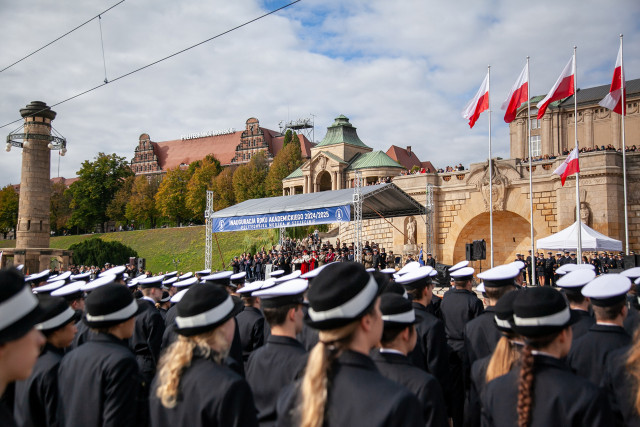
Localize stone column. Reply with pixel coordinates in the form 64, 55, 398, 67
541, 115, 553, 156
16, 101, 56, 251
332, 172, 338, 190
584, 109, 594, 149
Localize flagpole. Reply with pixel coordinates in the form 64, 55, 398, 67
488, 65, 494, 268
574, 46, 582, 264
620, 34, 629, 255
527, 57, 535, 286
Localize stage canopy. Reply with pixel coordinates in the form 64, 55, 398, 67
210, 183, 424, 233
536, 221, 622, 252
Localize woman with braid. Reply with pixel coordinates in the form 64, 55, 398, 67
276, 262, 422, 427
481, 287, 611, 426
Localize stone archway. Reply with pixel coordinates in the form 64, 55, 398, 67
452, 211, 531, 272
317, 170, 332, 192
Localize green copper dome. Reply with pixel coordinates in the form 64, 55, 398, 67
315, 115, 369, 148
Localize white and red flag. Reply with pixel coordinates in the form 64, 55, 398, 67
553, 146, 580, 186
501, 62, 529, 123
599, 44, 626, 115
536, 56, 575, 119
462, 72, 489, 129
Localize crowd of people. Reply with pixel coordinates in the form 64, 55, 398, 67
1, 247, 640, 426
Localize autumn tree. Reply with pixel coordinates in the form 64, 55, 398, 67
232, 151, 268, 203
265, 133, 303, 196
155, 167, 190, 226
106, 176, 134, 225
210, 167, 235, 211
0, 185, 19, 239
50, 181, 73, 235
185, 155, 222, 222
66, 153, 134, 233
126, 175, 160, 228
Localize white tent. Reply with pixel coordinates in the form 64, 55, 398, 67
536, 221, 622, 252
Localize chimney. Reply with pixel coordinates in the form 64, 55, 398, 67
406, 146, 412, 155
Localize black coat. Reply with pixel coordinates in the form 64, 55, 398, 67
276, 350, 423, 427
602, 345, 640, 426
236, 306, 265, 362
131, 298, 165, 383
440, 289, 484, 353
245, 335, 307, 426
464, 307, 501, 368
371, 350, 447, 427
570, 309, 595, 341
164, 303, 178, 328
70, 319, 93, 349
149, 354, 259, 427
58, 332, 145, 427
566, 323, 631, 385
465, 355, 490, 427
14, 343, 63, 427
481, 355, 612, 426
0, 399, 16, 427
625, 298, 640, 335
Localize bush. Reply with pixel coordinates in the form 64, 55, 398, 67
69, 238, 138, 266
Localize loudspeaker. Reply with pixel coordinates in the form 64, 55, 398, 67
473, 239, 486, 261
137, 258, 146, 271
624, 255, 637, 269
466, 243, 474, 261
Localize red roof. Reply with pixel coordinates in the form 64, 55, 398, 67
270, 133, 314, 158
12, 176, 79, 192
386, 145, 435, 171
153, 131, 244, 170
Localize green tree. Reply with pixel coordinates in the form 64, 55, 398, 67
69, 238, 138, 266
126, 175, 160, 228
265, 135, 303, 196
185, 155, 222, 221
211, 167, 235, 211
155, 167, 190, 226
50, 181, 73, 235
282, 129, 294, 146
232, 151, 268, 203
0, 185, 19, 239
67, 153, 134, 232
106, 176, 134, 225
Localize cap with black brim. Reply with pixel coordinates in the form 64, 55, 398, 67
581, 274, 631, 307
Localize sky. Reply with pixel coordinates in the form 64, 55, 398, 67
0, 0, 638, 186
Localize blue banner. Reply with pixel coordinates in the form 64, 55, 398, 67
211, 205, 351, 232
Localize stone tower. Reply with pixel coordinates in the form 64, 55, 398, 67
16, 101, 55, 250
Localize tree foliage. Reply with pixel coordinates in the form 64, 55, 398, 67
106, 176, 134, 225
0, 185, 19, 238
50, 181, 73, 235
155, 167, 190, 225
211, 167, 235, 211
69, 238, 138, 266
186, 155, 222, 221
265, 134, 303, 196
126, 175, 160, 228
232, 151, 269, 203
67, 153, 134, 232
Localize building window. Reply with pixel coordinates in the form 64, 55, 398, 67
530, 118, 540, 129
529, 135, 541, 157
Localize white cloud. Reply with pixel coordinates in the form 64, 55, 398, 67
0, 0, 638, 186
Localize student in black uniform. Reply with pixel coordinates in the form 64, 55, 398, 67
69, 274, 117, 349
157, 291, 171, 320
567, 273, 631, 385
555, 268, 595, 340
441, 266, 483, 427
246, 278, 308, 426
58, 282, 146, 427
621, 268, 640, 335
0, 268, 47, 427
150, 282, 257, 427
465, 264, 518, 368
236, 280, 266, 363
482, 286, 611, 426
14, 295, 78, 427
372, 293, 447, 427
277, 262, 423, 427
134, 275, 167, 386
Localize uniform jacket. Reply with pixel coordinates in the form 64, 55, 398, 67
566, 323, 631, 385
481, 355, 611, 427
570, 309, 595, 341
245, 335, 307, 427
58, 332, 145, 427
236, 306, 265, 362
14, 343, 64, 427
440, 289, 484, 353
371, 350, 447, 427
276, 350, 423, 427
602, 345, 640, 426
0, 400, 16, 427
131, 298, 165, 382
149, 353, 258, 427
465, 355, 490, 427
464, 307, 501, 368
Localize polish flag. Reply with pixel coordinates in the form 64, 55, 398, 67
462, 72, 489, 129
599, 44, 626, 115
502, 62, 529, 123
553, 147, 580, 186
536, 56, 575, 119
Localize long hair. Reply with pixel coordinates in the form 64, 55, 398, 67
299, 322, 360, 427
486, 336, 520, 383
155, 328, 230, 408
626, 328, 640, 416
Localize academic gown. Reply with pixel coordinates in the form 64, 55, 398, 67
481, 354, 611, 427
602, 345, 640, 426
464, 307, 501, 368
245, 335, 307, 427
566, 323, 631, 385
371, 350, 447, 427
236, 306, 265, 362
58, 332, 145, 427
131, 299, 165, 384
276, 350, 423, 427
14, 343, 63, 427
570, 309, 595, 341
149, 353, 258, 427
